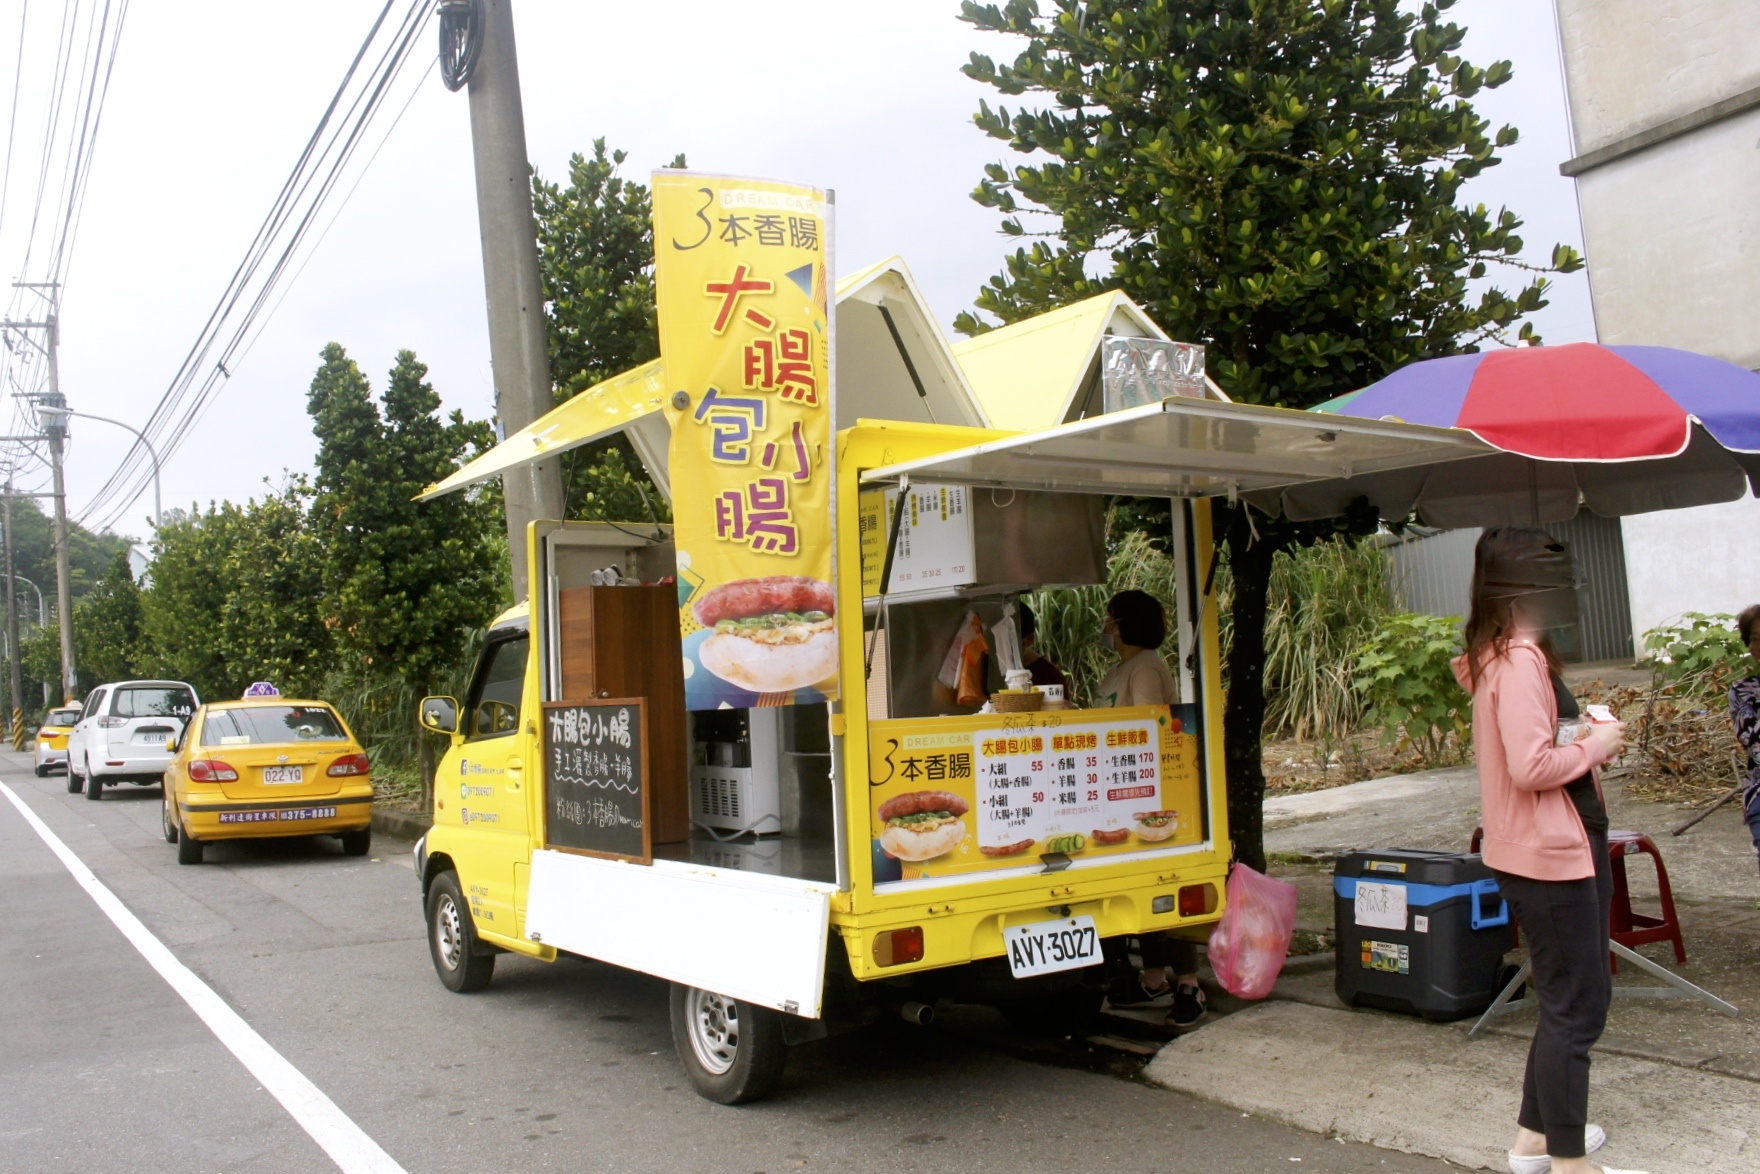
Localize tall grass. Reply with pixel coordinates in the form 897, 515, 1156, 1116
1252, 536, 1397, 741
1027, 527, 1179, 708
323, 628, 484, 808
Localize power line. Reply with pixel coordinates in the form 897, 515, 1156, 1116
79, 0, 439, 530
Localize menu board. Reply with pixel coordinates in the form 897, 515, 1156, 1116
866, 704, 1202, 886
542, 699, 649, 864
857, 485, 975, 596
975, 717, 1161, 852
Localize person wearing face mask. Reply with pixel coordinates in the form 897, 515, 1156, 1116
1093, 590, 1206, 1028
1450, 527, 1644, 1174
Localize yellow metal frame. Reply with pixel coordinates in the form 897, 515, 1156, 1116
825, 418, 1232, 981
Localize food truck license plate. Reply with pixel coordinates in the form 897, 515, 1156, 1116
1003, 915, 1100, 979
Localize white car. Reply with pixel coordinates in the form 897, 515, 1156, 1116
67, 680, 200, 800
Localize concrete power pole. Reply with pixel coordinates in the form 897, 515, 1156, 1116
41, 387, 76, 704
459, 0, 563, 600
2, 488, 22, 747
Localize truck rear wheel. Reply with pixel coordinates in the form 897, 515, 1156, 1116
427, 871, 494, 993
669, 984, 786, 1104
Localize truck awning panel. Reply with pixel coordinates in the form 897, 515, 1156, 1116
859, 397, 1493, 498
417, 359, 666, 501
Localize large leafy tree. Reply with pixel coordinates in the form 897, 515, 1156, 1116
307, 344, 507, 797
531, 140, 678, 524
958, 0, 1580, 868
74, 550, 144, 687
139, 493, 330, 700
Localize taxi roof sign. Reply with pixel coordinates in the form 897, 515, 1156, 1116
242, 681, 281, 698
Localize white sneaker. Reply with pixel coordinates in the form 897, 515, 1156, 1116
1507, 1124, 1607, 1174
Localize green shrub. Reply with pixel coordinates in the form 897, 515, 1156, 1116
1353, 612, 1470, 766
1642, 613, 1749, 699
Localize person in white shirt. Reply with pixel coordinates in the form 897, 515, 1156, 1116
1095, 590, 1206, 1028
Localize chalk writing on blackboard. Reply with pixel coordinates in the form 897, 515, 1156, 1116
543, 699, 649, 863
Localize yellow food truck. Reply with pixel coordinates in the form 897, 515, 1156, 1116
411, 174, 1480, 1103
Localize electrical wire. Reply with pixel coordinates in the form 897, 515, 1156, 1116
78, 0, 440, 530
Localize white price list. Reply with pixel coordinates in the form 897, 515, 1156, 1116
975, 719, 1161, 850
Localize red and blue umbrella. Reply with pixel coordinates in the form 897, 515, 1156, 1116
1253, 343, 1760, 526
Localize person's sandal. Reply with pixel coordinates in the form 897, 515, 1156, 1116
1507, 1124, 1607, 1174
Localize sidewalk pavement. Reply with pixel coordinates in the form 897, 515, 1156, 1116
1143, 766, 1760, 1171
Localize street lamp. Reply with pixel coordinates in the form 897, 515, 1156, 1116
34, 404, 161, 529
12, 573, 45, 626
12, 572, 48, 707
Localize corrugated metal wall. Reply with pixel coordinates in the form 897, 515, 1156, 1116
1383, 527, 1479, 621
1549, 512, 1635, 662
1381, 518, 1634, 663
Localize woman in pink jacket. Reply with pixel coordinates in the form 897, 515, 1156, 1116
1452, 528, 1642, 1174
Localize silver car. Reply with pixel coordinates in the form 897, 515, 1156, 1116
67, 680, 200, 799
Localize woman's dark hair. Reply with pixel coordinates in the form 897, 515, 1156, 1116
1018, 601, 1038, 641
1463, 526, 1563, 689
1738, 604, 1760, 649
1108, 589, 1166, 651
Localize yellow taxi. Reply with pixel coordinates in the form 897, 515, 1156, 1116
35, 704, 82, 779
161, 690, 374, 865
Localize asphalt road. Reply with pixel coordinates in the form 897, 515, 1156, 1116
0, 752, 1453, 1173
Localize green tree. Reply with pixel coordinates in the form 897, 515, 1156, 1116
74, 550, 144, 687
139, 492, 330, 701
958, 0, 1580, 868
531, 139, 678, 522
307, 344, 507, 799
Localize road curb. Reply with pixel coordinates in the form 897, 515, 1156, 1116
372, 807, 431, 840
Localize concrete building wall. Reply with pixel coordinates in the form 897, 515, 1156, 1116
1555, 0, 1760, 652
1555, 0, 1760, 149
1571, 107, 1760, 370
1622, 497, 1760, 649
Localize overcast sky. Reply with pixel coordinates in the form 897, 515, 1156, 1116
1, 0, 1594, 541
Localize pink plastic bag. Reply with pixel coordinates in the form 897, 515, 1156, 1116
1207, 864, 1299, 1000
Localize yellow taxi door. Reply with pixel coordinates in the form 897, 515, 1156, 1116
436, 629, 533, 936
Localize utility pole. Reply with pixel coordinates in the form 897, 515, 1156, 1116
2, 487, 21, 747
2, 282, 75, 703
449, 0, 563, 600
40, 390, 76, 704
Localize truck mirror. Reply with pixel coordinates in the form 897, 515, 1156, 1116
420, 696, 460, 734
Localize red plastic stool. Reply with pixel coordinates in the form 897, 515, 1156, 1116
1466, 826, 1687, 970
1607, 829, 1687, 968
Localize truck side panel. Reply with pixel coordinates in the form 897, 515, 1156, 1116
523, 849, 833, 1017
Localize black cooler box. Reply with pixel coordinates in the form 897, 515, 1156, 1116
1334, 849, 1516, 1021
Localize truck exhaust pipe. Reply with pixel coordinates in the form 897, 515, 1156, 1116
899, 1000, 935, 1026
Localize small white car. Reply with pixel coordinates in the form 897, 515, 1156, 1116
67, 680, 200, 800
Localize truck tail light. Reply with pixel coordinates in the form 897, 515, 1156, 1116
188, 759, 239, 782
873, 927, 924, 968
1178, 883, 1218, 917
327, 753, 371, 777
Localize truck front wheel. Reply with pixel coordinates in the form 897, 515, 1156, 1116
427, 871, 494, 993
669, 984, 786, 1104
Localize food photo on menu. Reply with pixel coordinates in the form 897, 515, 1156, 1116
867, 705, 1202, 884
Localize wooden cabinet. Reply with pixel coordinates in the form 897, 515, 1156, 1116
556, 585, 689, 844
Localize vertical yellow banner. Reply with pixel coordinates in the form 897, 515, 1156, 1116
653, 172, 836, 710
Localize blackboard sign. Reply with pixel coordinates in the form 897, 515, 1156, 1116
542, 698, 650, 864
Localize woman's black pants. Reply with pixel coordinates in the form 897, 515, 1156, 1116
1493, 831, 1613, 1160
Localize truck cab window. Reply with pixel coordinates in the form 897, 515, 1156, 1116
466, 635, 528, 740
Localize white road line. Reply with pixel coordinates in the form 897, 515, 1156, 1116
0, 781, 407, 1174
